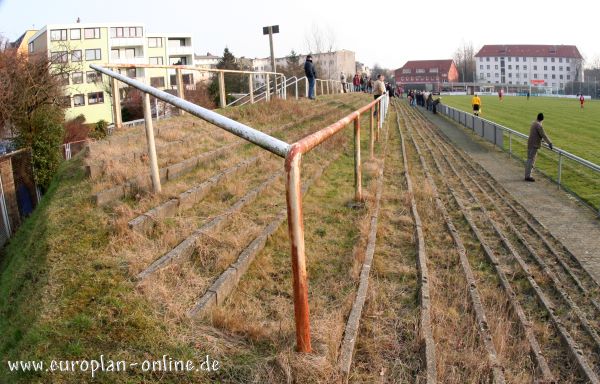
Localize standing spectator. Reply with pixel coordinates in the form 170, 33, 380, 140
340, 72, 347, 93
471, 93, 482, 116
525, 113, 553, 182
353, 73, 360, 92
360, 75, 366, 92
579, 94, 585, 109
386, 82, 393, 98
426, 93, 434, 111
527, 90, 531, 100
367, 77, 373, 93
304, 55, 317, 100
373, 74, 386, 116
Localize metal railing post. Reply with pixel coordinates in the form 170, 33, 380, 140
509, 131, 512, 158
248, 74, 254, 104
305, 78, 308, 98
266, 74, 271, 101
370, 106, 374, 159
320, 80, 323, 96
218, 71, 226, 108
143, 93, 161, 193
111, 77, 122, 129
354, 115, 363, 201
558, 152, 563, 189
326, 80, 330, 95
295, 80, 299, 100
176, 68, 185, 115
285, 151, 312, 353
274, 75, 278, 99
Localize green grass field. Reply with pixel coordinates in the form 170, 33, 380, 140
440, 95, 600, 210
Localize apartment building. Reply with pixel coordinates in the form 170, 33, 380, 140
251, 49, 357, 87
27, 22, 194, 124
193, 52, 221, 83
474, 45, 584, 90
395, 60, 459, 90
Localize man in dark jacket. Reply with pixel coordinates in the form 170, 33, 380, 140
304, 55, 317, 100
525, 112, 553, 181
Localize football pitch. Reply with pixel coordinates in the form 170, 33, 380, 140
439, 95, 600, 210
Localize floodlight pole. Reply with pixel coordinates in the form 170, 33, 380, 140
263, 25, 279, 99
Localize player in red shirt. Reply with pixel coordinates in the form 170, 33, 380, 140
579, 94, 585, 109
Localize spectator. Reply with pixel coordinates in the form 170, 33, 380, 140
304, 55, 317, 100
353, 73, 360, 92
471, 93, 482, 116
340, 72, 347, 93
527, 90, 530, 100
426, 93, 434, 111
525, 113, 553, 182
367, 77, 373, 93
360, 75, 366, 92
432, 97, 441, 114
373, 74, 386, 116
386, 82, 393, 98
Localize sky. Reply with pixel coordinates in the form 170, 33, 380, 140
1, 0, 599, 69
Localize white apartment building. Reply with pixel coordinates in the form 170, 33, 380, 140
193, 52, 221, 83
251, 49, 357, 87
474, 45, 584, 90
27, 22, 194, 124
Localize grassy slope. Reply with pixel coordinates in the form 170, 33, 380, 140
0, 152, 223, 383
440, 95, 600, 163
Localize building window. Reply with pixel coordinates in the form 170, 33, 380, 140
566, 58, 570, 63
87, 92, 104, 104
416, 69, 425, 73
73, 94, 85, 107
551, 58, 555, 62
495, 73, 499, 78
487, 73, 491, 78
70, 29, 81, 40
508, 73, 512, 78
494, 65, 498, 70
125, 68, 136, 78
559, 74, 563, 80
124, 48, 135, 59
86, 71, 101, 83
85, 49, 101, 61
559, 66, 563, 71
50, 51, 68, 63
551, 66, 555, 71
60, 96, 71, 108
567, 75, 571, 80
524, 73, 528, 78
149, 56, 164, 65
544, 66, 547, 71
28, 41, 34, 53
480, 64, 483, 69
50, 29, 67, 41
148, 37, 163, 48
516, 73, 520, 78
110, 26, 143, 38
486, 65, 490, 69
71, 50, 82, 62
544, 58, 547, 62
566, 66, 570, 71
516, 57, 519, 62
429, 68, 438, 73
559, 58, 563, 63
494, 57, 498, 61
533, 65, 537, 70
534, 73, 538, 79
56, 73, 69, 86
522, 57, 526, 61
509, 81, 512, 84
111, 49, 120, 59
533, 57, 537, 62
72, 72, 83, 84
524, 65, 527, 70
84, 28, 101, 39
150, 77, 165, 87
552, 74, 556, 79
544, 74, 548, 79
508, 65, 512, 70
486, 57, 490, 62
516, 65, 520, 70
508, 57, 512, 62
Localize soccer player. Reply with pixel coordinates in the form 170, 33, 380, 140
471, 93, 482, 116
579, 94, 585, 109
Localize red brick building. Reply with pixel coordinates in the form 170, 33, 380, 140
395, 59, 459, 89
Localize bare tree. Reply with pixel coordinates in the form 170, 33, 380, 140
454, 41, 477, 82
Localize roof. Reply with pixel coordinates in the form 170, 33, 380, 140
397, 60, 454, 72
475, 45, 582, 59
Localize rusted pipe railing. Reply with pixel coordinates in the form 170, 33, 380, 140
91, 63, 389, 353
284, 94, 387, 351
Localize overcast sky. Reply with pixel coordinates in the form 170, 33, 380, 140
1, 0, 599, 69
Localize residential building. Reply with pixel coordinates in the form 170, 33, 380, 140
27, 22, 195, 124
474, 45, 584, 90
251, 49, 356, 87
9, 30, 38, 56
194, 52, 221, 83
395, 60, 459, 90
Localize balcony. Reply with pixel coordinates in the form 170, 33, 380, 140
111, 37, 145, 48
111, 56, 147, 65
168, 45, 193, 56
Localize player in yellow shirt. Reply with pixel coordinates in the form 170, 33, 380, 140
471, 94, 482, 116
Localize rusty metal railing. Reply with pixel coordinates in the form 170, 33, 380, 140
91, 63, 388, 352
